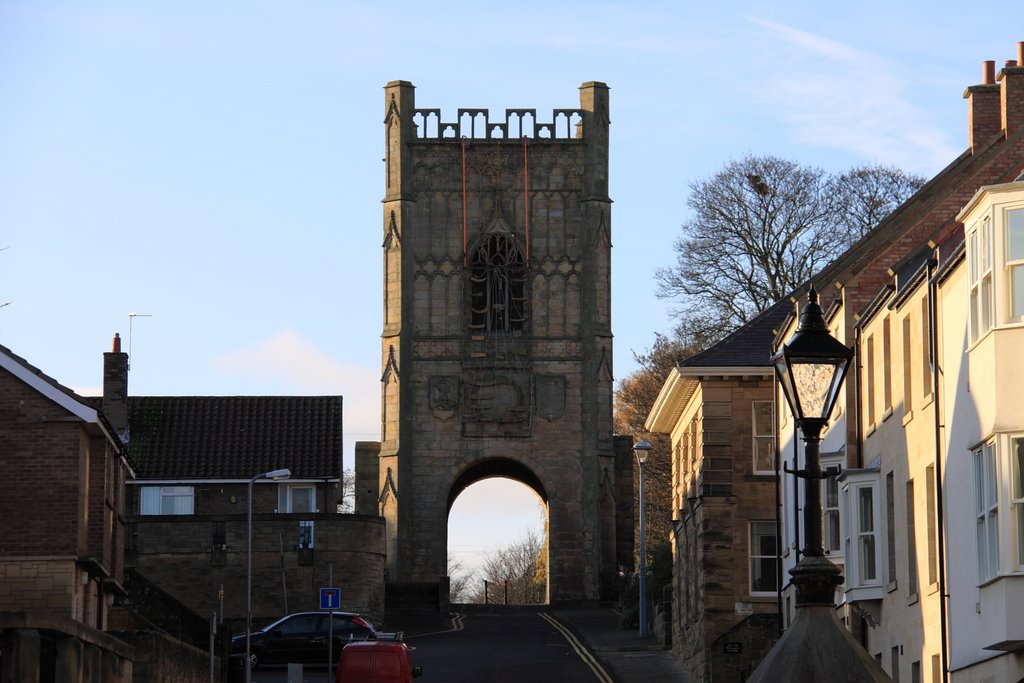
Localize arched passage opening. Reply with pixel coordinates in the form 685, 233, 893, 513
446, 458, 548, 605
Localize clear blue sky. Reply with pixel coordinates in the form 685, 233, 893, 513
1, 1, 1019, 578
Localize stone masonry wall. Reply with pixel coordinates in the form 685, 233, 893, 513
128, 513, 386, 626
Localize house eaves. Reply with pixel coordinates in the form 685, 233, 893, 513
0, 344, 120, 449
646, 367, 696, 434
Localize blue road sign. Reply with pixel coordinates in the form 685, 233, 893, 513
319, 587, 341, 610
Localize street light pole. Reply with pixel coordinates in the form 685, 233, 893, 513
749, 286, 891, 682
246, 468, 291, 683
633, 441, 652, 639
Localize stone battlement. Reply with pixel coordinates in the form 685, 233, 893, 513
413, 107, 584, 140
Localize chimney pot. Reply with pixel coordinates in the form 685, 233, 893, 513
1018, 41, 1024, 66
112, 333, 121, 353
984, 61, 996, 85
1007, 60, 1017, 68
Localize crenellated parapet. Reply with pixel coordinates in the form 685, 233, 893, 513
412, 107, 585, 140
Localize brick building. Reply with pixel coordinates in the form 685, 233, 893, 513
0, 342, 135, 682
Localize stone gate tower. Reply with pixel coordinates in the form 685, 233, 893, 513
380, 81, 630, 605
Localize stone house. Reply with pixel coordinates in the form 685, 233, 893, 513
0, 341, 135, 682
645, 301, 789, 682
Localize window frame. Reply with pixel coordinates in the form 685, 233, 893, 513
1010, 437, 1024, 569
139, 485, 195, 515
1005, 208, 1024, 322
278, 484, 317, 513
749, 520, 780, 595
821, 456, 843, 557
752, 400, 776, 475
968, 215, 994, 343
843, 476, 882, 589
973, 440, 999, 583
468, 231, 527, 333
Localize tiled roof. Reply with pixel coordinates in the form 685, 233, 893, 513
678, 299, 792, 370
127, 396, 343, 480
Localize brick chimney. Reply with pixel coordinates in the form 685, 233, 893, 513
964, 60, 1000, 151
103, 333, 129, 441
998, 42, 1024, 137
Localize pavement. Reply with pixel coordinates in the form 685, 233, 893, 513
386, 606, 696, 683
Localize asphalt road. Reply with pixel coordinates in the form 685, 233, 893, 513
248, 610, 615, 683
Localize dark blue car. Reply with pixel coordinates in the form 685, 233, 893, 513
233, 611, 376, 669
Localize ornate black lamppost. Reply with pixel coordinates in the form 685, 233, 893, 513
749, 287, 892, 682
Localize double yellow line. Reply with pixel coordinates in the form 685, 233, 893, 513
540, 613, 616, 683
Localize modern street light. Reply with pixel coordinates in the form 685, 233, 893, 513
633, 440, 652, 639
749, 287, 891, 682
246, 468, 291, 683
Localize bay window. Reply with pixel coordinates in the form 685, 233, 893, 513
842, 470, 882, 599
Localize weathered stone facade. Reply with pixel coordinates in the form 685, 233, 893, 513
379, 81, 629, 604
127, 512, 386, 625
667, 378, 781, 682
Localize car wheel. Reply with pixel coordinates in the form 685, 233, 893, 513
248, 650, 262, 670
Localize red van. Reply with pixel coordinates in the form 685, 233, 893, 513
336, 640, 423, 683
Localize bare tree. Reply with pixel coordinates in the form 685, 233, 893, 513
467, 530, 545, 605
337, 468, 355, 512
829, 164, 927, 245
655, 155, 925, 341
447, 556, 473, 603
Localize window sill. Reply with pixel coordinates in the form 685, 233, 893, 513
742, 594, 779, 603
907, 591, 919, 606
902, 409, 914, 427
886, 580, 899, 594
881, 407, 894, 423
846, 584, 884, 602
920, 393, 934, 410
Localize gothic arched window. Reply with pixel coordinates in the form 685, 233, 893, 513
468, 232, 526, 332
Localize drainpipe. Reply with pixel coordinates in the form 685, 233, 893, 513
773, 372, 783, 633
854, 322, 865, 469
927, 256, 950, 682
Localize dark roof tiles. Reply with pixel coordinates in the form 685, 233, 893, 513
127, 396, 343, 480
679, 299, 792, 369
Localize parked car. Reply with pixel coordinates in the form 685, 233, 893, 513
336, 640, 422, 683
232, 611, 377, 669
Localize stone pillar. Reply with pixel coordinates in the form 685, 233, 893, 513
355, 441, 381, 516
56, 635, 83, 683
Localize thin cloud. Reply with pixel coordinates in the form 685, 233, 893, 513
215, 329, 379, 439
748, 18, 959, 173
